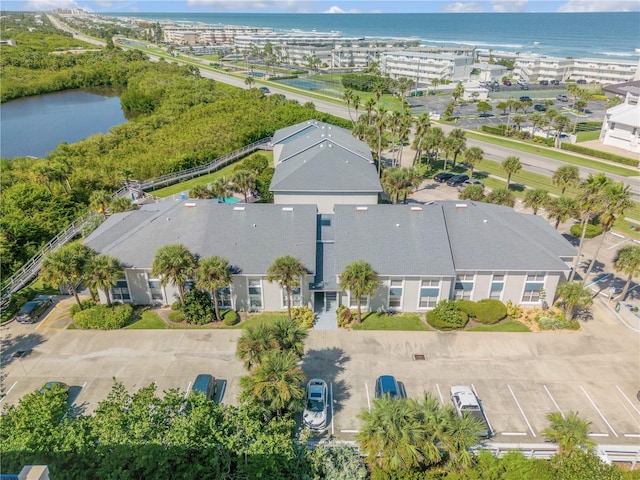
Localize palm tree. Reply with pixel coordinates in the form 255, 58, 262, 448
195, 256, 232, 322
271, 316, 308, 359
448, 128, 467, 168
614, 245, 640, 301
266, 255, 307, 319
487, 187, 515, 207
41, 242, 94, 310
373, 107, 388, 175
441, 136, 457, 172
151, 243, 196, 305
210, 177, 231, 202
412, 113, 431, 165
523, 188, 550, 215
583, 181, 632, 283
569, 173, 611, 281
230, 169, 256, 203
511, 113, 526, 131
423, 126, 444, 166
552, 165, 580, 194
459, 184, 485, 201
90, 190, 112, 219
542, 411, 595, 456
441, 408, 484, 471
553, 114, 571, 148
463, 146, 483, 178
546, 195, 579, 230
501, 156, 522, 188
110, 196, 137, 213
358, 398, 428, 471
528, 111, 544, 134
84, 254, 123, 306
339, 261, 380, 323
381, 167, 405, 204
239, 350, 305, 419
343, 88, 355, 124
236, 323, 277, 370
244, 76, 255, 89
554, 281, 593, 319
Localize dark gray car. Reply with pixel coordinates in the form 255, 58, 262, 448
15, 296, 52, 324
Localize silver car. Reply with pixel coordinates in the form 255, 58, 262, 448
303, 378, 328, 430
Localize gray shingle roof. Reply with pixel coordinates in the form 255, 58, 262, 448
333, 204, 456, 276
85, 201, 318, 275
442, 201, 575, 271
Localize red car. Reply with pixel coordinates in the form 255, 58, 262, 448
503, 80, 512, 86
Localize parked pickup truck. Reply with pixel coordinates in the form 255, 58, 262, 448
450, 385, 492, 438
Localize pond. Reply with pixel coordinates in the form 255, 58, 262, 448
0, 87, 128, 159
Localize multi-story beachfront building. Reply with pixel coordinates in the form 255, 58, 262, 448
381, 48, 475, 85
600, 93, 640, 154
163, 25, 273, 46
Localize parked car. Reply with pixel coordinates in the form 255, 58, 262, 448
375, 375, 405, 399
191, 374, 217, 400
14, 295, 52, 324
303, 378, 328, 430
446, 174, 470, 187
534, 104, 547, 112
517, 78, 528, 86
434, 171, 456, 183
457, 179, 484, 191
502, 80, 512, 86
40, 381, 69, 395
519, 96, 532, 103
539, 79, 549, 85
259, 86, 270, 94
520, 84, 529, 90
450, 385, 492, 438
550, 79, 560, 85
556, 94, 569, 102
577, 79, 587, 84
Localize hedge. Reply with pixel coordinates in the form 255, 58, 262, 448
457, 299, 507, 325
222, 310, 239, 326
73, 303, 133, 329
426, 300, 468, 330
570, 223, 603, 238
561, 142, 638, 167
481, 124, 507, 136
292, 306, 314, 329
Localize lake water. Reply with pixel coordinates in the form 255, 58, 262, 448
0, 88, 128, 159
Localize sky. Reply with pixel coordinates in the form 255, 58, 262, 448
4, 0, 640, 13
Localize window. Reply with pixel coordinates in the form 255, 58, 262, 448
454, 274, 474, 300
388, 279, 403, 309
349, 294, 368, 309
281, 286, 302, 308
610, 122, 615, 130
419, 279, 439, 308
148, 279, 164, 301
633, 128, 638, 136
218, 286, 232, 309
248, 278, 262, 310
490, 274, 504, 300
522, 273, 545, 302
112, 279, 131, 301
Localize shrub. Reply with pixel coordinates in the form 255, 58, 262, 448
168, 311, 185, 323
457, 299, 507, 324
426, 300, 468, 330
69, 299, 97, 316
171, 301, 182, 311
336, 304, 354, 327
481, 124, 508, 136
561, 143, 638, 167
73, 304, 133, 329
570, 223, 603, 238
222, 310, 239, 326
292, 306, 315, 329
182, 289, 215, 325
506, 300, 522, 319
536, 312, 580, 331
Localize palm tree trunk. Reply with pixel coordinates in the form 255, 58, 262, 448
70, 285, 83, 310
621, 273, 633, 301
356, 297, 362, 323
178, 284, 185, 304
554, 218, 561, 230
103, 287, 112, 306
287, 289, 292, 319
569, 218, 589, 282
212, 289, 221, 322
582, 226, 609, 284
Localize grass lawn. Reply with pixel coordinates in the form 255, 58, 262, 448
465, 131, 638, 177
466, 321, 531, 332
126, 310, 167, 329
151, 151, 274, 198
352, 313, 429, 331
576, 130, 601, 142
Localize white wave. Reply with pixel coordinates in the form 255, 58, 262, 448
421, 38, 524, 49
593, 50, 640, 57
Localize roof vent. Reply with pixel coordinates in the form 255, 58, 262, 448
411, 206, 423, 211
396, 223, 400, 227
282, 207, 294, 211
234, 206, 246, 211
184, 202, 197, 207
356, 206, 368, 211
483, 219, 488, 223
455, 203, 468, 208
425, 200, 435, 205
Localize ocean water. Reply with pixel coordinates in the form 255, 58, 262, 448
111, 12, 640, 61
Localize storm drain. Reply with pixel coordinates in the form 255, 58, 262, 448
412, 354, 427, 361
13, 350, 28, 358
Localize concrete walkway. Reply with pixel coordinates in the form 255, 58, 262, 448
313, 308, 338, 330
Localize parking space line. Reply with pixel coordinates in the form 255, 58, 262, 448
0, 381, 17, 403
616, 385, 640, 415
543, 385, 564, 418
217, 381, 226, 404
471, 383, 495, 436
365, 382, 371, 413
340, 429, 359, 433
330, 382, 334, 437
588, 433, 610, 437
184, 381, 192, 399
507, 384, 536, 437
624, 434, 640, 438
580, 385, 618, 437
502, 432, 527, 436
436, 383, 444, 404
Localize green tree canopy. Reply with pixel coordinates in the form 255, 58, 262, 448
339, 261, 380, 323
266, 255, 307, 319
151, 243, 196, 305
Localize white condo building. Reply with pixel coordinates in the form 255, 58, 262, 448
600, 93, 640, 154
